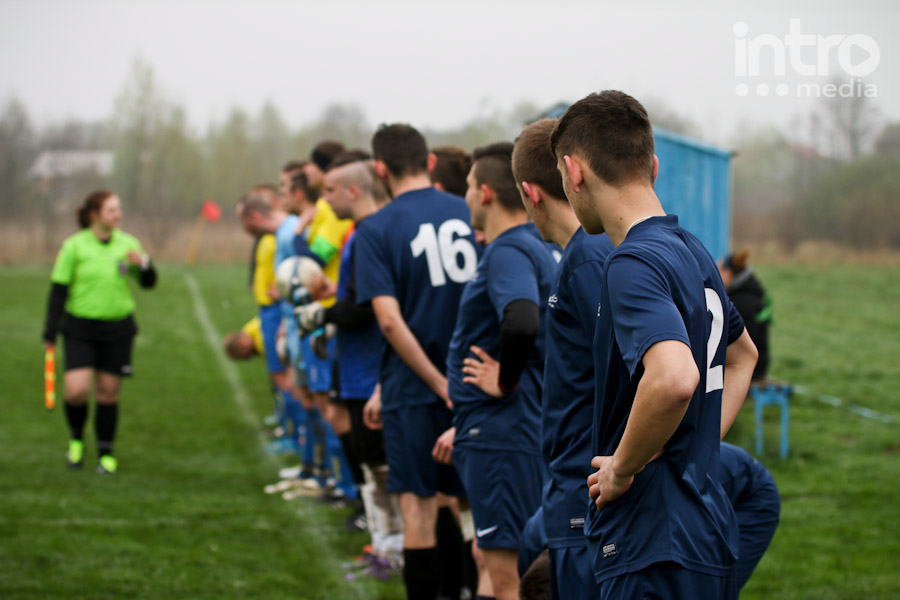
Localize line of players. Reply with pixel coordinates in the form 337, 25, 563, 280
229, 89, 780, 600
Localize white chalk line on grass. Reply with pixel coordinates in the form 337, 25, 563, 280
792, 384, 896, 424
182, 272, 370, 595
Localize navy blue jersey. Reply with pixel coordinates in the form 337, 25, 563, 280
541, 227, 614, 547
447, 223, 556, 454
355, 187, 476, 411
336, 230, 383, 400
587, 215, 746, 582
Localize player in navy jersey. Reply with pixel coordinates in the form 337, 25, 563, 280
551, 91, 759, 599
446, 142, 556, 600
512, 117, 614, 599
355, 124, 476, 600
717, 442, 780, 592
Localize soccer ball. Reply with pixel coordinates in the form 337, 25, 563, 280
275, 256, 322, 306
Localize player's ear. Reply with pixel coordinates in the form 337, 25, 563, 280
480, 183, 492, 206
651, 155, 659, 184
563, 155, 584, 193
373, 160, 389, 181
427, 152, 438, 173
521, 181, 542, 208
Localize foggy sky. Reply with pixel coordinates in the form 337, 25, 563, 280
0, 0, 897, 147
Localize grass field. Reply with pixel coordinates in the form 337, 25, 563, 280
1, 262, 898, 599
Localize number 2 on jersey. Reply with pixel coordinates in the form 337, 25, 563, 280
410, 219, 477, 287
704, 288, 724, 393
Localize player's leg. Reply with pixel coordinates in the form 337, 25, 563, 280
61, 366, 92, 468
94, 371, 123, 473
454, 447, 544, 600
481, 548, 520, 600
733, 479, 780, 590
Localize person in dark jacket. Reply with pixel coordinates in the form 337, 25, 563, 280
720, 249, 772, 380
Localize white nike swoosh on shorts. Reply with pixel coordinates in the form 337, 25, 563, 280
476, 525, 499, 537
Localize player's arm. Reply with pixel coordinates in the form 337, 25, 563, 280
291, 235, 326, 268
42, 282, 68, 346
720, 328, 757, 438
462, 299, 540, 397
589, 340, 698, 509
463, 245, 541, 397
372, 295, 449, 405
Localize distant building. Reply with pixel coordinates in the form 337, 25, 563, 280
30, 150, 113, 182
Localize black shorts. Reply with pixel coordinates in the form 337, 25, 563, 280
340, 398, 387, 467
61, 314, 137, 376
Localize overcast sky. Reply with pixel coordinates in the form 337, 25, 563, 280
0, 0, 896, 147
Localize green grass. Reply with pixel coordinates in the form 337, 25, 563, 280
1, 262, 898, 598
724, 263, 900, 599
0, 265, 403, 599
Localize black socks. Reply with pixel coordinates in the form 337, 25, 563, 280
403, 547, 440, 600
94, 403, 118, 457
64, 402, 88, 440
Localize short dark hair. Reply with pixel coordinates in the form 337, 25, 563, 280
550, 90, 655, 185
310, 140, 346, 172
290, 171, 318, 201
327, 149, 372, 171
512, 118, 567, 201
471, 142, 522, 212
430, 146, 471, 197
281, 160, 306, 174
519, 550, 551, 600
371, 123, 429, 178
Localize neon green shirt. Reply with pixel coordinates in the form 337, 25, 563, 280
50, 228, 145, 320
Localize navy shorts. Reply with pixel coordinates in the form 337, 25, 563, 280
300, 335, 334, 393
549, 544, 598, 600
382, 402, 464, 497
599, 561, 736, 600
259, 304, 285, 374
453, 446, 543, 550
62, 314, 136, 376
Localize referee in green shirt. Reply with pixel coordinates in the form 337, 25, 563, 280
42, 190, 157, 474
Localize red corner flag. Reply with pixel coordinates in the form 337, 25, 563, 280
201, 200, 222, 223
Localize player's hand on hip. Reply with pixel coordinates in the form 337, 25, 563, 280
432, 427, 455, 465
588, 455, 634, 511
461, 345, 503, 398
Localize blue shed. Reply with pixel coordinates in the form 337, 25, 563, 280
535, 104, 733, 260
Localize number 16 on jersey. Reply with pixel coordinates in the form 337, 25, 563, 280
410, 219, 477, 287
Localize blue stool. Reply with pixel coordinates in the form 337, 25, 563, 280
750, 382, 792, 458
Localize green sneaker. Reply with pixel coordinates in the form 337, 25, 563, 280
96, 455, 118, 475
66, 439, 84, 469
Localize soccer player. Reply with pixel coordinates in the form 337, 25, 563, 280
303, 139, 346, 193
717, 442, 780, 591
237, 185, 288, 434
355, 123, 476, 599
223, 316, 265, 360
429, 146, 471, 197
447, 141, 556, 600
551, 91, 759, 598
511, 117, 614, 599
43, 190, 157, 474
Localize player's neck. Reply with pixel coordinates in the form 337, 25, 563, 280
90, 223, 113, 242
603, 185, 664, 247
352, 200, 377, 223
548, 207, 582, 250
389, 173, 433, 198
483, 208, 528, 244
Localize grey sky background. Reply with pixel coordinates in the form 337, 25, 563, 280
0, 0, 896, 148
